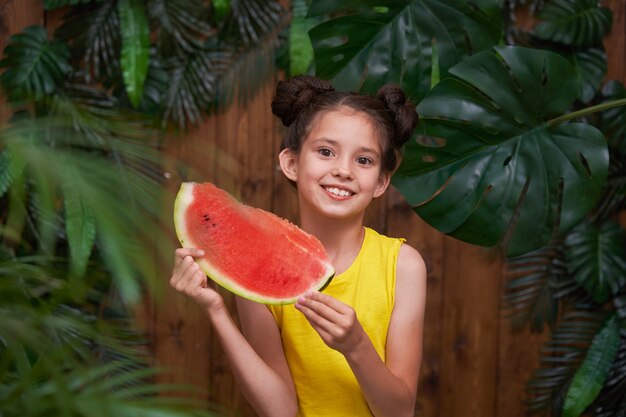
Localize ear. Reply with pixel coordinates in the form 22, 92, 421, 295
373, 171, 391, 199
279, 148, 298, 182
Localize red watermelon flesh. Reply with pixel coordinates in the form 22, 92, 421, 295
174, 182, 335, 304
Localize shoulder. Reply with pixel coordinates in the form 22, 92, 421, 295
397, 243, 426, 279
394, 243, 427, 310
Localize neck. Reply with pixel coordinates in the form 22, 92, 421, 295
299, 211, 365, 274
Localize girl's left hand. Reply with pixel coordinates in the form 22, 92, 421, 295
295, 291, 366, 354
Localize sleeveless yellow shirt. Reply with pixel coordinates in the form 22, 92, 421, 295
268, 227, 405, 417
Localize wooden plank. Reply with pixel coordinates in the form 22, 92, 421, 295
151, 121, 222, 404
439, 239, 502, 417
604, 0, 626, 82
385, 187, 445, 417
496, 322, 549, 416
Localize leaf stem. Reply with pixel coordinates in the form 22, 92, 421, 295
546, 98, 626, 127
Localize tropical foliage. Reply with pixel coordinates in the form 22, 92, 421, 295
0, 0, 286, 415
298, 0, 625, 416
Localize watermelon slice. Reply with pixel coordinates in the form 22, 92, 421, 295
173, 182, 335, 304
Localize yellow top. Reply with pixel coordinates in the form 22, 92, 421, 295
268, 227, 405, 417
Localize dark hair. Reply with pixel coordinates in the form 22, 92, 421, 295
271, 75, 418, 173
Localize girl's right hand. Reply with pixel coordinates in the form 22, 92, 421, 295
170, 248, 225, 312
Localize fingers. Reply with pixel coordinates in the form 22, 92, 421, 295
174, 247, 205, 266
295, 291, 358, 341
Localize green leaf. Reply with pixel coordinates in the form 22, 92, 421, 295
55, 1, 120, 82
526, 306, 606, 414
148, 0, 210, 54
218, 0, 284, 46
289, 0, 316, 76
213, 0, 231, 21
161, 48, 226, 129
44, 0, 99, 10
63, 183, 96, 279
600, 80, 626, 151
592, 332, 626, 417
0, 25, 71, 103
308, 0, 502, 98
533, 0, 612, 47
118, 0, 150, 108
562, 315, 621, 417
564, 220, 626, 303
504, 243, 571, 330
393, 46, 609, 256
570, 47, 606, 104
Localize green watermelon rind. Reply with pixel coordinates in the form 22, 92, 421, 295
173, 182, 335, 305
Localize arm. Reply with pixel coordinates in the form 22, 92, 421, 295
295, 244, 427, 417
170, 248, 297, 417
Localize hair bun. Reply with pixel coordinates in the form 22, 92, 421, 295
377, 84, 418, 146
272, 75, 335, 127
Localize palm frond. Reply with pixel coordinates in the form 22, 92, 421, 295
147, 0, 211, 55
55, 1, 120, 83
160, 46, 230, 129
45, 0, 99, 10
1, 115, 164, 302
504, 243, 569, 331
526, 305, 607, 414
219, 0, 285, 46
0, 25, 72, 103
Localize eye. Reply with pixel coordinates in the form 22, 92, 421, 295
356, 156, 373, 165
318, 147, 334, 157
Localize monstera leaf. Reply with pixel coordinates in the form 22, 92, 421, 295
600, 80, 626, 151
571, 47, 606, 104
393, 46, 609, 256
308, 0, 502, 99
533, 0, 612, 47
564, 220, 626, 304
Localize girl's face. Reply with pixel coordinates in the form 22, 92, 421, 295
279, 108, 391, 221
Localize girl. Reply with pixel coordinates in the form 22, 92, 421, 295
170, 75, 427, 417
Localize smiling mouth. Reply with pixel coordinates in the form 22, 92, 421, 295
324, 186, 354, 197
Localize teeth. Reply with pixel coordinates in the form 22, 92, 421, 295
325, 187, 353, 197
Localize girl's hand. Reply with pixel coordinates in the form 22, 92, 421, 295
170, 248, 225, 312
295, 291, 366, 354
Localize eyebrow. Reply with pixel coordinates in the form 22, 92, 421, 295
311, 137, 380, 156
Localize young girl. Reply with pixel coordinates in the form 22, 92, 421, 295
170, 75, 427, 417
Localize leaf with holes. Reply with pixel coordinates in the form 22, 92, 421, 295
564, 220, 626, 304
308, 0, 502, 99
393, 46, 609, 256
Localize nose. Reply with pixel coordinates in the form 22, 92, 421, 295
331, 157, 353, 179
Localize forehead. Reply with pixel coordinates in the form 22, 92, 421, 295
306, 107, 383, 150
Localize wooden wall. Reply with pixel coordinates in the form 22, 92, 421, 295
1, 1, 624, 416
